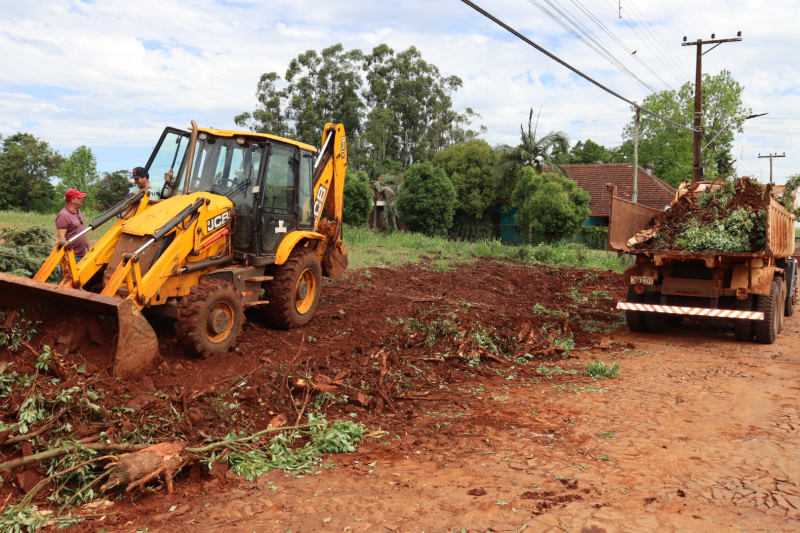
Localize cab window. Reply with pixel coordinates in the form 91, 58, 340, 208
262, 145, 296, 213
298, 151, 314, 227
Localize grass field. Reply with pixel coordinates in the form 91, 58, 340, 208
344, 225, 628, 272
0, 209, 116, 244
0, 209, 629, 274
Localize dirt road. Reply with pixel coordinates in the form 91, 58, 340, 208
10, 258, 800, 533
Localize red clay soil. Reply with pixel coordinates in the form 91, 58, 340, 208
0, 258, 622, 524
4, 257, 800, 532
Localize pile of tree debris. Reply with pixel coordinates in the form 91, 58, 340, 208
0, 336, 366, 531
627, 177, 795, 253
0, 226, 55, 279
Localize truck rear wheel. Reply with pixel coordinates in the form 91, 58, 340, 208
643, 293, 667, 334
261, 247, 322, 330
754, 278, 783, 345
176, 279, 244, 358
625, 286, 645, 332
732, 296, 754, 342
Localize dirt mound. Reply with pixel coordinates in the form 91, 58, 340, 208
0, 258, 625, 529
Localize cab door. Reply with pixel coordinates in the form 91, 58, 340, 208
229, 143, 265, 254
258, 144, 298, 255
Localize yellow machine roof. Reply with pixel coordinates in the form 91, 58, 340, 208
194, 127, 318, 153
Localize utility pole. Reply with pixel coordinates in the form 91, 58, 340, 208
758, 152, 786, 184
682, 33, 742, 183
618, 0, 621, 19
633, 108, 641, 202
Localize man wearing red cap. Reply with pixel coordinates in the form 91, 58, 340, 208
56, 189, 88, 264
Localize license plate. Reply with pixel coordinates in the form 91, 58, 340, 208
631, 276, 654, 285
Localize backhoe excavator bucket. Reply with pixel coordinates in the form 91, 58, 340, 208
0, 273, 159, 379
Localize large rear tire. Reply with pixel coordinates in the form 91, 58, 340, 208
755, 278, 783, 345
625, 285, 645, 332
643, 293, 667, 334
733, 296, 754, 342
261, 247, 322, 330
176, 279, 244, 358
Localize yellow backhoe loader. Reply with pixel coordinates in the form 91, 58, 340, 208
0, 122, 348, 378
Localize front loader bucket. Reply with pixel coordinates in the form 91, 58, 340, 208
0, 273, 159, 379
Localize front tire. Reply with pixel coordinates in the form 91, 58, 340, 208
755, 278, 783, 345
262, 247, 322, 329
175, 279, 244, 358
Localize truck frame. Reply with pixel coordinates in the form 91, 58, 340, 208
607, 181, 797, 344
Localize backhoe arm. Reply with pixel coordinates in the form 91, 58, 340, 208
310, 123, 348, 278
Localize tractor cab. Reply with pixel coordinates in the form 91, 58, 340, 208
144, 127, 318, 261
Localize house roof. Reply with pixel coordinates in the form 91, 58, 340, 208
556, 164, 677, 217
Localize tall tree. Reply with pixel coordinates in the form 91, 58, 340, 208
235, 44, 364, 147
569, 139, 612, 164
621, 70, 749, 187
493, 108, 569, 196
236, 44, 484, 173
59, 145, 99, 203
0, 133, 64, 212
234, 72, 291, 138
511, 168, 591, 244
94, 170, 132, 211
362, 44, 484, 168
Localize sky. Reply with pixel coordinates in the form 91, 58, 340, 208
1, 0, 798, 184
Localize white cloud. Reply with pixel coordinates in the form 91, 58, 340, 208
0, 0, 798, 181
358, 26, 393, 44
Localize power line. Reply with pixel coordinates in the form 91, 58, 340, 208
603, 0, 688, 86
460, 0, 698, 133
568, 0, 675, 90
524, 0, 658, 93
722, 0, 767, 109
625, 0, 692, 81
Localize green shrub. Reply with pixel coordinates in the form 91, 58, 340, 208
580, 226, 608, 250
396, 162, 456, 235
342, 170, 373, 226
511, 168, 591, 244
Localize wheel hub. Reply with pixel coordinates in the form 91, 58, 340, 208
208, 308, 230, 335
296, 281, 309, 300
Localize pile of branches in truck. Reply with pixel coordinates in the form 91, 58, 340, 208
628, 177, 790, 253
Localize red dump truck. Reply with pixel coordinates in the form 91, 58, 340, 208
607, 181, 797, 344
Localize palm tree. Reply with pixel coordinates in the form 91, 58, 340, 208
370, 174, 402, 230
380, 177, 403, 233
493, 108, 570, 190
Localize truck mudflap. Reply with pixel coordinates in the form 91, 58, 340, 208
617, 302, 764, 320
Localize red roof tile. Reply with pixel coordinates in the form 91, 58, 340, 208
553, 164, 676, 217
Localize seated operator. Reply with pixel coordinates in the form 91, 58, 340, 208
129, 166, 166, 200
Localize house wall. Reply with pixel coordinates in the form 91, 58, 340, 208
489, 204, 521, 244
585, 216, 609, 227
